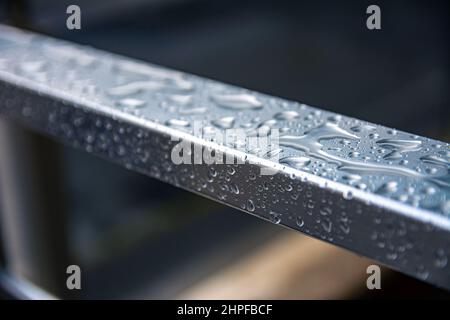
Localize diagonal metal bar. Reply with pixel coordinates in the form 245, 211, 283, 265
0, 25, 449, 289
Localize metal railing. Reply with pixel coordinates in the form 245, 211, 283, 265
0, 25, 449, 290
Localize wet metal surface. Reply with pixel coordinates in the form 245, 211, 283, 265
0, 25, 449, 289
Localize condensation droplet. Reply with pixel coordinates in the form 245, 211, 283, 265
212, 116, 235, 129
274, 111, 299, 120
211, 93, 263, 110
247, 199, 255, 212
116, 98, 146, 108
165, 119, 190, 127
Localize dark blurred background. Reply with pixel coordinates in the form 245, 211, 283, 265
0, 0, 449, 299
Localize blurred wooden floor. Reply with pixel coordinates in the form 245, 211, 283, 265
178, 232, 385, 299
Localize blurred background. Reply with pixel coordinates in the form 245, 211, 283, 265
0, 0, 449, 299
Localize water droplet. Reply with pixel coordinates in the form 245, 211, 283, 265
423, 186, 436, 195
296, 216, 305, 227
274, 111, 299, 120
264, 148, 283, 159
321, 219, 332, 233
327, 115, 342, 123
114, 60, 194, 91
207, 167, 217, 180
211, 93, 263, 110
165, 119, 190, 127
259, 119, 278, 128
320, 207, 332, 216
230, 183, 240, 194
415, 265, 429, 280
383, 151, 402, 160
342, 174, 362, 183
247, 199, 255, 212
420, 155, 449, 167
377, 181, 398, 194
212, 116, 235, 129
169, 94, 193, 105
425, 167, 438, 175
108, 81, 166, 96
387, 129, 397, 135
386, 252, 398, 260
376, 139, 422, 153
434, 249, 448, 268
280, 156, 311, 169
116, 98, 146, 108
355, 183, 367, 190
269, 211, 282, 224
343, 190, 353, 200
350, 124, 376, 132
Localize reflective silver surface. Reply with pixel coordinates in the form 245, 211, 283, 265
0, 25, 449, 289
